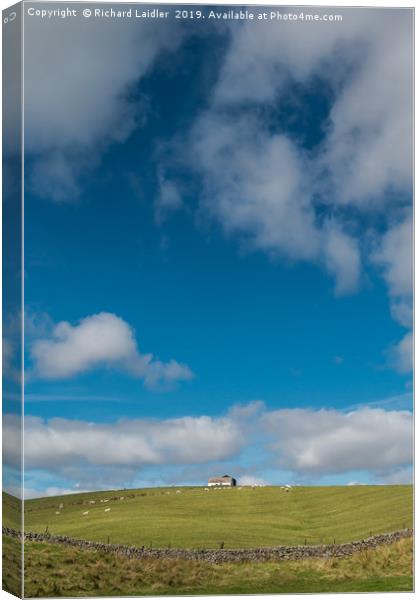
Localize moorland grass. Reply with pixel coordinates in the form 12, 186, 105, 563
20, 485, 413, 549
14, 535, 412, 597
3, 492, 22, 530
2, 535, 22, 597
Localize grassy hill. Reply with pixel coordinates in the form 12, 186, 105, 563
19, 485, 413, 549
3, 534, 413, 596
2, 491, 21, 529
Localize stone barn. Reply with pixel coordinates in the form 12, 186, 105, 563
207, 475, 237, 487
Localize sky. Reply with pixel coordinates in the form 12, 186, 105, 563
3, 4, 413, 498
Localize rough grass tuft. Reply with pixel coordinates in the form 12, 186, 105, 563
14, 536, 413, 597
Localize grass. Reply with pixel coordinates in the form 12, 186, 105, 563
22, 485, 413, 549
2, 535, 22, 598
13, 534, 412, 596
3, 492, 22, 530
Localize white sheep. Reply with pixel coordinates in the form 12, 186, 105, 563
55, 511, 60, 515
104, 508, 111, 512
82, 511, 89, 516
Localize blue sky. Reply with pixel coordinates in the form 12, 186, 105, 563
3, 5, 413, 497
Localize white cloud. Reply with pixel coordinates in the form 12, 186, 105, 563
29, 312, 193, 389
213, 10, 413, 206
162, 9, 411, 307
323, 223, 361, 296
237, 476, 269, 487
388, 331, 413, 374
324, 14, 413, 205
192, 113, 320, 261
190, 111, 360, 293
25, 16, 183, 200
372, 216, 413, 328
3, 413, 243, 471
262, 407, 413, 476
155, 174, 184, 223
3, 402, 413, 490
371, 216, 413, 373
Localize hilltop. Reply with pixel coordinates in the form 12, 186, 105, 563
13, 484, 413, 549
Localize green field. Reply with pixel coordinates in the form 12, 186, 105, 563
18, 485, 413, 549
2, 535, 413, 597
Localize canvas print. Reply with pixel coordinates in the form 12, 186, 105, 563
2, 2, 414, 597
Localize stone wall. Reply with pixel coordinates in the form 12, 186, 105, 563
3, 526, 413, 564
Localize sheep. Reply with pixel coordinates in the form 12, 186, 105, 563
104, 508, 111, 512
82, 511, 89, 516
89, 500, 95, 504
55, 511, 60, 515
119, 497, 124, 500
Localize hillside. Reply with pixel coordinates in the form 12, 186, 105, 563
3, 534, 413, 596
19, 485, 413, 549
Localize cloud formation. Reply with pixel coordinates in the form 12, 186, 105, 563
25, 16, 183, 200
162, 9, 412, 320
4, 402, 412, 493
388, 331, 413, 374
4, 412, 242, 471
29, 312, 193, 389
263, 407, 413, 475
372, 216, 413, 328
190, 112, 360, 296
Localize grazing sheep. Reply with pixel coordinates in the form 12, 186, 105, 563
204, 488, 209, 492
55, 512, 60, 515
82, 511, 89, 516
104, 508, 111, 512
89, 500, 95, 504
176, 490, 181, 494
119, 497, 124, 500
58, 503, 64, 509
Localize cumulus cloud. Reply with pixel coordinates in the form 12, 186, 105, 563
25, 16, 183, 200
212, 10, 413, 205
3, 402, 413, 491
160, 9, 411, 310
3, 412, 243, 471
190, 111, 360, 293
371, 216, 413, 372
262, 407, 413, 476
29, 312, 193, 389
372, 216, 413, 328
323, 223, 361, 296
388, 331, 413, 374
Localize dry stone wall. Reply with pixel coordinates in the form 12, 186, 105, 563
3, 526, 413, 564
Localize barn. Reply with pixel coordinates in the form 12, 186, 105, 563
207, 475, 237, 487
